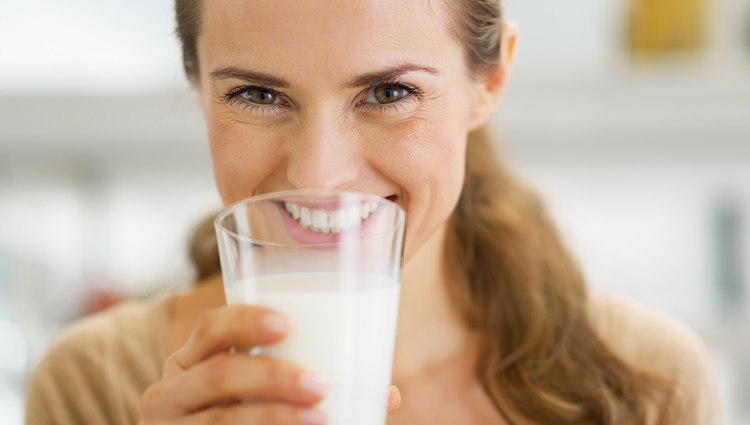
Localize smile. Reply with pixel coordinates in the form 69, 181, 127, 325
283, 201, 380, 234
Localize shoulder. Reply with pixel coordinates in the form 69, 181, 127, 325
588, 293, 721, 425
39, 295, 172, 373
587, 294, 707, 370
25, 296, 174, 425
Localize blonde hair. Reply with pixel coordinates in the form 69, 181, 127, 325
177, 1, 673, 423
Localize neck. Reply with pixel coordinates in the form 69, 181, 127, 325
392, 223, 476, 383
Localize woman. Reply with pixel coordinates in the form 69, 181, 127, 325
25, 0, 720, 424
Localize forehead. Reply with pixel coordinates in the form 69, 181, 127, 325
198, 0, 463, 83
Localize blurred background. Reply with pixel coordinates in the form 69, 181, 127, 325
1, 0, 748, 423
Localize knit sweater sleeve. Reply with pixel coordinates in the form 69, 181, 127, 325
25, 297, 172, 425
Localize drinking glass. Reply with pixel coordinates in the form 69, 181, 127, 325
215, 189, 406, 425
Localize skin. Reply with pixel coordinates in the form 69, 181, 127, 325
139, 0, 518, 424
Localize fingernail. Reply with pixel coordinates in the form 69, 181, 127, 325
391, 385, 402, 410
300, 408, 327, 424
263, 313, 288, 334
299, 372, 329, 396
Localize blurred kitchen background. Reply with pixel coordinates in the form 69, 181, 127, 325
1, 0, 749, 423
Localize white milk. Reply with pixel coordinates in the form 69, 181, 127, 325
226, 272, 401, 425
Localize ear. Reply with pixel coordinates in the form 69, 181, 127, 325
467, 21, 518, 132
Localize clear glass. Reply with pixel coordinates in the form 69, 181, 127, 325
215, 189, 406, 425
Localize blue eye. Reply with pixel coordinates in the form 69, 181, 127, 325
240, 87, 280, 104
365, 84, 408, 104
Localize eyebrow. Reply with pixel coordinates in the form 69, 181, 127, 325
209, 68, 291, 88
343, 64, 442, 88
209, 64, 442, 89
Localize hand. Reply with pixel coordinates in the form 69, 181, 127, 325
139, 304, 401, 424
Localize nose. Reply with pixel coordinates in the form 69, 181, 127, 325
285, 115, 362, 189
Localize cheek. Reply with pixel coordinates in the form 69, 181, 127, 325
362, 108, 468, 257
364, 86, 471, 188
383, 119, 465, 197
207, 112, 284, 204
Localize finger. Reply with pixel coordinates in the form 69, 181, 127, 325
163, 350, 187, 380
143, 353, 329, 419
387, 385, 401, 413
179, 403, 327, 425
176, 305, 289, 370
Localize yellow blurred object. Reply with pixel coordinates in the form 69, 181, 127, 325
627, 0, 708, 57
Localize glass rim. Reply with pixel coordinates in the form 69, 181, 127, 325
214, 189, 406, 248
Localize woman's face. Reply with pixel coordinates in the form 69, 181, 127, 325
196, 0, 501, 260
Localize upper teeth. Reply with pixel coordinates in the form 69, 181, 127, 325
284, 201, 379, 233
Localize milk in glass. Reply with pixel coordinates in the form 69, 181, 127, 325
226, 272, 400, 425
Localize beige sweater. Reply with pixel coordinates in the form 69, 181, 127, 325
24, 294, 721, 424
